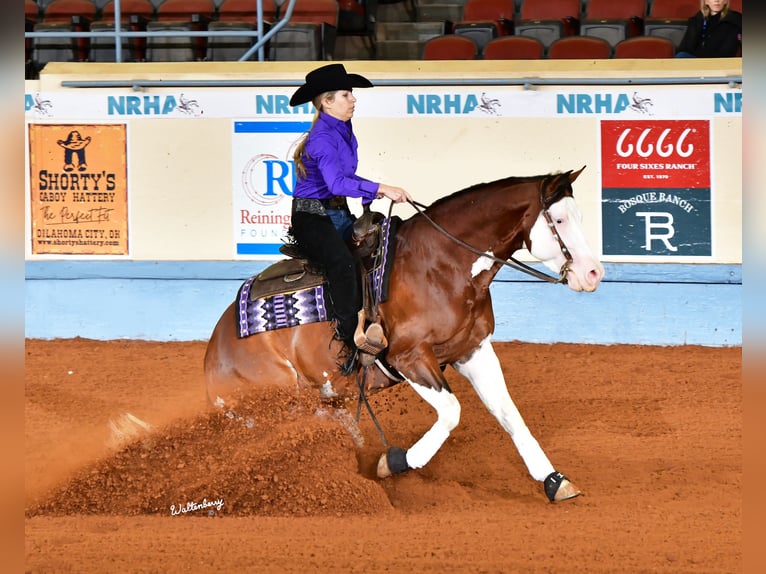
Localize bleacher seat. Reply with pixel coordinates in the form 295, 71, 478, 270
89, 0, 155, 62
33, 0, 97, 70
145, 0, 216, 62
547, 35, 612, 59
644, 0, 699, 49
513, 0, 581, 50
613, 35, 675, 58
26, 0, 40, 75
206, 0, 278, 61
482, 35, 544, 59
579, 0, 646, 48
452, 0, 515, 55
336, 0, 378, 59
269, 0, 339, 61
422, 34, 478, 60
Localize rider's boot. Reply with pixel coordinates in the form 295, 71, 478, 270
353, 310, 388, 354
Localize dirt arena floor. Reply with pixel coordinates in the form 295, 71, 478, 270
25, 338, 741, 573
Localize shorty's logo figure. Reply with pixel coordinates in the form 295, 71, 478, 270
57, 130, 92, 172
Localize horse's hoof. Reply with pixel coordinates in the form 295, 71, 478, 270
376, 446, 410, 478
553, 479, 581, 501
544, 471, 582, 502
376, 453, 392, 478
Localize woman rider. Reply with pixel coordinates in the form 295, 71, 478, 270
288, 64, 412, 373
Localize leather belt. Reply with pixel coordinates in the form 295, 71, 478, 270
293, 196, 348, 216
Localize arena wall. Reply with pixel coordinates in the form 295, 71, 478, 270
24, 60, 742, 346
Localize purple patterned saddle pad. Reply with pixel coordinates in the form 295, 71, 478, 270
236, 259, 328, 338
235, 215, 401, 339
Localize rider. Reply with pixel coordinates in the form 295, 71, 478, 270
288, 64, 412, 373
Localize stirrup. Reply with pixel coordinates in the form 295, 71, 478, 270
353, 310, 388, 355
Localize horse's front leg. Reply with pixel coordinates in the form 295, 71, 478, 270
453, 337, 581, 502
376, 358, 461, 478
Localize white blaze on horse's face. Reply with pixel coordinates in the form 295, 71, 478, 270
528, 197, 605, 292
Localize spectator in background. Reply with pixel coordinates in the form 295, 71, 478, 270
675, 0, 742, 58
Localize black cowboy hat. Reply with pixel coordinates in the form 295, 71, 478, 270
289, 63, 373, 107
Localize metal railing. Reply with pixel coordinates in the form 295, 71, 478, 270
25, 0, 293, 62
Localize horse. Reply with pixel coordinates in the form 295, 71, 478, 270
204, 167, 605, 502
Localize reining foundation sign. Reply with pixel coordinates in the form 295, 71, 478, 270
601, 119, 711, 256
28, 124, 129, 255
232, 121, 310, 258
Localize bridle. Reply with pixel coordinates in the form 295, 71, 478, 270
403, 177, 574, 284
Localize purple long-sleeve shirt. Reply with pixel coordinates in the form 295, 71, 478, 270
293, 112, 379, 203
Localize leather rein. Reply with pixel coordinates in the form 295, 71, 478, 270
403, 180, 573, 284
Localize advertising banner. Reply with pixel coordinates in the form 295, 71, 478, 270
28, 124, 129, 255
600, 120, 712, 256
232, 121, 310, 257
24, 88, 742, 120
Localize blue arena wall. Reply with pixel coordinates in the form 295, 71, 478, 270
25, 261, 741, 346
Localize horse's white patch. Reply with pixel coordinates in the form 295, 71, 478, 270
528, 197, 604, 292
213, 396, 226, 408
454, 337, 555, 482
320, 381, 338, 399
404, 379, 461, 469
470, 251, 496, 278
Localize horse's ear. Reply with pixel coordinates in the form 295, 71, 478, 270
568, 165, 586, 183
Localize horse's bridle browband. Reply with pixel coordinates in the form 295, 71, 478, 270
403, 179, 573, 284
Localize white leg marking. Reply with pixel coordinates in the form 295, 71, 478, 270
404, 380, 461, 469
454, 337, 555, 481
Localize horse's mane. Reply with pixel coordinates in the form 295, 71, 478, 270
425, 172, 561, 212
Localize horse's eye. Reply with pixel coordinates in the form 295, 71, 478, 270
556, 219, 564, 225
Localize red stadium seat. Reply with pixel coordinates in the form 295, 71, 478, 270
33, 0, 98, 68
547, 36, 612, 59
269, 0, 340, 60
207, 0, 278, 61
644, 0, 699, 48
89, 0, 155, 62
514, 0, 581, 50
482, 35, 544, 60
422, 34, 479, 60
614, 36, 676, 58
580, 0, 646, 47
452, 0, 515, 54
145, 0, 216, 61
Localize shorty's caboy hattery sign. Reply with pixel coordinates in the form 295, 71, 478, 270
600, 120, 711, 256
29, 124, 129, 255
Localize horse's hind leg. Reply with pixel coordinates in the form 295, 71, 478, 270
453, 337, 581, 502
376, 378, 461, 478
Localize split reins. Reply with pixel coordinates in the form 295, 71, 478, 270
404, 179, 573, 284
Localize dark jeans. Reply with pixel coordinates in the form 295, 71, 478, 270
290, 210, 360, 344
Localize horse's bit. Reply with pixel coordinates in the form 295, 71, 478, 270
405, 181, 573, 284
